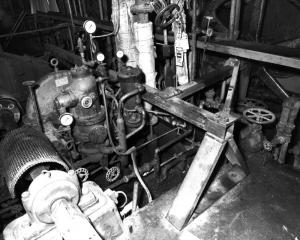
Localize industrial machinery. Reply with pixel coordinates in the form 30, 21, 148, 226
0, 126, 127, 240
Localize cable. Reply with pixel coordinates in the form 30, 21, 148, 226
131, 152, 153, 203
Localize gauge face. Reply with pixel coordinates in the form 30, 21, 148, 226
96, 52, 105, 62
83, 20, 96, 34
60, 113, 74, 126
116, 50, 124, 59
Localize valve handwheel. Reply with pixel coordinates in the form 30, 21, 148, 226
155, 4, 180, 28
243, 107, 276, 125
106, 166, 120, 182
75, 168, 89, 182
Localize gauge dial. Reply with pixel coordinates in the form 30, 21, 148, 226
96, 52, 105, 62
59, 113, 74, 126
83, 20, 96, 34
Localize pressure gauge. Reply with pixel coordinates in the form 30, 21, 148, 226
83, 20, 96, 34
59, 113, 74, 126
96, 52, 105, 62
116, 50, 124, 59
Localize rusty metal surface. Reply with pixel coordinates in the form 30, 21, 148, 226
142, 86, 238, 138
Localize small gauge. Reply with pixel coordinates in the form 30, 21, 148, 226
59, 113, 74, 126
96, 52, 105, 62
116, 50, 124, 59
83, 20, 96, 34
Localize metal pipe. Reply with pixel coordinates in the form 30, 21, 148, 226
132, 181, 139, 212
191, 0, 197, 80
131, 152, 152, 202
78, 0, 83, 16
233, 0, 241, 39
0, 24, 70, 39
98, 0, 104, 20
153, 130, 192, 177
256, 0, 267, 42
229, 0, 237, 39
126, 108, 146, 139
66, 0, 75, 29
117, 87, 145, 117
72, 0, 78, 16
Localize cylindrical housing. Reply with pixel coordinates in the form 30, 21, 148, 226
0, 126, 69, 198
118, 66, 143, 110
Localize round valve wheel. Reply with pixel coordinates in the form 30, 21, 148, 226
155, 4, 180, 28
243, 107, 276, 125
105, 166, 120, 182
75, 168, 89, 182
237, 98, 267, 113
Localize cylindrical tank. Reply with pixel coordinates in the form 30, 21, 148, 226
118, 66, 144, 110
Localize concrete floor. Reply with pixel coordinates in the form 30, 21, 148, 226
127, 153, 300, 240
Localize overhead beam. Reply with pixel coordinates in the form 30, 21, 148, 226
155, 34, 300, 69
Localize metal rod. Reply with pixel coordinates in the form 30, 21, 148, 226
229, 0, 237, 39
72, 0, 78, 16
233, 0, 241, 39
0, 24, 70, 39
98, 0, 104, 20
256, 0, 267, 42
132, 181, 139, 212
78, 0, 83, 16
66, 0, 75, 29
191, 0, 197, 80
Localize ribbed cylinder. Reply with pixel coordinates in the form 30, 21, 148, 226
0, 126, 69, 198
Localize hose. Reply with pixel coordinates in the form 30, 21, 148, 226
131, 152, 153, 203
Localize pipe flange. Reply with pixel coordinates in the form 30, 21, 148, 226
22, 170, 80, 224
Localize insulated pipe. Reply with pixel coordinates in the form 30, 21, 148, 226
134, 22, 157, 89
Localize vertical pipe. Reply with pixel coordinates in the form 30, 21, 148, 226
72, 0, 78, 16
191, 0, 197, 80
132, 181, 139, 212
256, 0, 267, 42
233, 0, 241, 39
66, 0, 75, 29
82, 0, 87, 17
98, 0, 104, 20
229, 0, 237, 39
78, 0, 83, 16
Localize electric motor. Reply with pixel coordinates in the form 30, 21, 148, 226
0, 126, 69, 198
